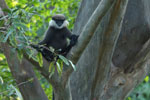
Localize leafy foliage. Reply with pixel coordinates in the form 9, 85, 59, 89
0, 0, 80, 99
2, 0, 80, 62
48, 56, 76, 77
126, 76, 150, 100
0, 53, 18, 100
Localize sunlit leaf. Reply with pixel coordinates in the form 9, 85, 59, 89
57, 59, 63, 70
56, 61, 62, 76
69, 60, 76, 71
126, 97, 132, 100
11, 8, 19, 13
28, 78, 34, 82
17, 49, 23, 62
58, 55, 69, 65
37, 52, 43, 67
0, 76, 4, 84
15, 23, 28, 30
49, 62, 55, 78
3, 27, 14, 42
0, 15, 8, 21
2, 8, 11, 14
144, 76, 149, 82
17, 44, 24, 50
11, 85, 23, 100
49, 61, 55, 72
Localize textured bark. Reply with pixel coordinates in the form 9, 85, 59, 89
71, 0, 150, 100
68, 0, 115, 63
113, 0, 150, 70
0, 43, 49, 100
1, 0, 150, 100
52, 80, 72, 100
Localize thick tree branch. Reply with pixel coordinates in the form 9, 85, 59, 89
24, 53, 61, 87
125, 39, 150, 73
61, 0, 116, 87
24, 54, 50, 80
68, 0, 115, 63
0, 43, 49, 100
69, 0, 150, 99
102, 39, 150, 100
91, 0, 129, 99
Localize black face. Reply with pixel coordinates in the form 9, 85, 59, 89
54, 19, 64, 27
53, 19, 64, 27
52, 14, 66, 27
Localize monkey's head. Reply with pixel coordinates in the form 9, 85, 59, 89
49, 14, 69, 29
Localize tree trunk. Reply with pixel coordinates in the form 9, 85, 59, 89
71, 0, 150, 100
53, 80, 72, 100
0, 43, 49, 100
1, 0, 150, 100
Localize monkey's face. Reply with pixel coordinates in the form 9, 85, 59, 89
49, 16, 69, 29
55, 19, 65, 27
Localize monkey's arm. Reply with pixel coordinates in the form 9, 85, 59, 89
68, 35, 79, 47
61, 34, 79, 56
65, 29, 79, 47
30, 27, 55, 61
38, 27, 53, 45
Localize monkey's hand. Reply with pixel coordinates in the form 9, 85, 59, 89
60, 35, 79, 56
70, 35, 79, 46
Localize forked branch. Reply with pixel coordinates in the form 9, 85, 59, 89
61, 0, 116, 87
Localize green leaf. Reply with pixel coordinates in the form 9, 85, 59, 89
56, 61, 62, 76
144, 76, 149, 82
0, 76, 4, 84
37, 52, 43, 67
69, 60, 76, 71
3, 27, 14, 42
29, 49, 35, 58
49, 46, 55, 53
0, 34, 5, 42
0, 20, 5, 27
57, 59, 63, 70
58, 55, 69, 65
56, 61, 61, 71
0, 15, 8, 21
9, 33, 18, 47
2, 8, 11, 14
127, 97, 132, 100
11, 85, 23, 100
15, 22, 28, 30
17, 43, 25, 50
11, 8, 19, 13
49, 61, 55, 72
49, 66, 55, 78
17, 49, 23, 62
28, 78, 34, 82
